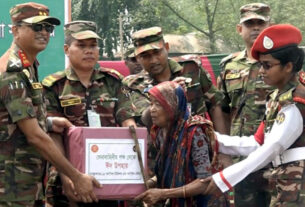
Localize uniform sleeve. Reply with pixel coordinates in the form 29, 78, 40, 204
212, 104, 303, 192
215, 132, 260, 156
43, 84, 64, 117
199, 66, 224, 107
122, 75, 150, 119
191, 127, 212, 178
216, 70, 231, 113
1, 73, 36, 123
115, 83, 136, 124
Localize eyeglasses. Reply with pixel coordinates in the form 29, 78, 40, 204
18, 23, 55, 33
259, 61, 282, 70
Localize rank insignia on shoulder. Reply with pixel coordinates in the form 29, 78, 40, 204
32, 82, 43, 89
276, 112, 285, 125
299, 71, 305, 85
225, 73, 241, 80
60, 98, 82, 107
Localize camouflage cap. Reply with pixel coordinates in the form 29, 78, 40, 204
124, 45, 135, 59
10, 2, 60, 25
132, 26, 164, 55
240, 3, 270, 23
64, 20, 101, 40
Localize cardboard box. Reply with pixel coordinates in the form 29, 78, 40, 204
66, 126, 148, 199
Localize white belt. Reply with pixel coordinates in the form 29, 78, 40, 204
272, 147, 305, 167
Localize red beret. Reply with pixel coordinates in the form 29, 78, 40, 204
251, 24, 302, 60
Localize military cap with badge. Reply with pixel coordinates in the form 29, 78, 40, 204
10, 2, 60, 34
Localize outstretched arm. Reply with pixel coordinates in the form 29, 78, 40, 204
18, 118, 101, 203
212, 104, 303, 193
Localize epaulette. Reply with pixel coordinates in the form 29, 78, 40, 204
42, 71, 66, 87
292, 83, 305, 105
99, 67, 123, 80
219, 52, 240, 68
279, 87, 294, 104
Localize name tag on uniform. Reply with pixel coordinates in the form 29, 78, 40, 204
87, 110, 101, 127
60, 98, 82, 107
225, 73, 241, 80
32, 82, 43, 89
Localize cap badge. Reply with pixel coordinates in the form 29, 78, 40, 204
263, 36, 274, 49
38, 11, 47, 16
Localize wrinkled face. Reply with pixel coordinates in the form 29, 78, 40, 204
13, 22, 51, 53
237, 19, 269, 47
65, 38, 99, 72
150, 96, 170, 128
136, 44, 169, 78
258, 53, 290, 89
125, 57, 143, 74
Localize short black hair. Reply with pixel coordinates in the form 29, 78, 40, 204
269, 45, 304, 72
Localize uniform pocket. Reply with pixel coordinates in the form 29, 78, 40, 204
94, 98, 117, 126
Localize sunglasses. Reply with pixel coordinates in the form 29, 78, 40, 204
19, 23, 55, 33
258, 62, 282, 70
243, 19, 267, 28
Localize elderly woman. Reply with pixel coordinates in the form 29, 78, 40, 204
137, 24, 305, 207
145, 81, 218, 207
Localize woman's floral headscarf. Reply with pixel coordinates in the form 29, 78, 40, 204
149, 81, 213, 207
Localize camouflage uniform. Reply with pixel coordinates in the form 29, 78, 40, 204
124, 59, 223, 118
0, 2, 60, 207
43, 65, 135, 126
264, 80, 305, 206
42, 21, 135, 207
125, 27, 226, 207
217, 3, 273, 207
0, 44, 46, 206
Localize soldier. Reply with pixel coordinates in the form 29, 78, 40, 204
42, 20, 137, 207
124, 46, 143, 75
0, 3, 100, 207
137, 24, 305, 207
123, 26, 227, 134
217, 3, 273, 207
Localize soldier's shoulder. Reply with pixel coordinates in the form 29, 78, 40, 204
122, 71, 147, 87
99, 67, 124, 80
42, 70, 66, 87
293, 82, 305, 101
220, 52, 241, 68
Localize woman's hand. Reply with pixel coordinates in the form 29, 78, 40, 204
203, 177, 222, 195
135, 188, 164, 205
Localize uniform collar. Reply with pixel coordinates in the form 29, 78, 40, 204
65, 63, 105, 81
235, 49, 257, 64
6, 43, 39, 72
168, 58, 183, 74
271, 78, 299, 100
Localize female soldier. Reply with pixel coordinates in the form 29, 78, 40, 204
136, 24, 305, 207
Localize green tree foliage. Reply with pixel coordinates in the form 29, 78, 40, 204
71, 0, 305, 57
72, 0, 138, 59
